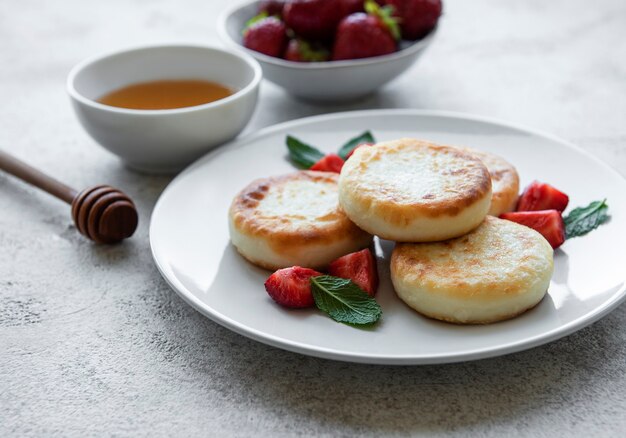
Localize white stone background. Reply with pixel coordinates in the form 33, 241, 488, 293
1, 0, 625, 436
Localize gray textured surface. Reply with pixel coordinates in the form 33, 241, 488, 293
1, 0, 625, 436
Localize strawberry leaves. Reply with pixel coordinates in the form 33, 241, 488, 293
243, 11, 269, 34
364, 0, 401, 41
311, 275, 382, 326
286, 131, 376, 168
563, 199, 610, 239
294, 39, 331, 62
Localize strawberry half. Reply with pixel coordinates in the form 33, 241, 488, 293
517, 181, 570, 212
500, 210, 566, 249
310, 154, 345, 173
264, 266, 322, 308
328, 249, 379, 296
345, 142, 374, 159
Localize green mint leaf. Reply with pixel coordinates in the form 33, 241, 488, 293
310, 275, 382, 326
285, 135, 325, 169
242, 11, 269, 34
563, 199, 610, 239
337, 131, 376, 159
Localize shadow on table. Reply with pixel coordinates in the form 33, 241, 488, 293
250, 86, 430, 131
151, 243, 622, 436
216, 320, 619, 435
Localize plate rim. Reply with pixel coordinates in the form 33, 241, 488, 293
149, 109, 626, 365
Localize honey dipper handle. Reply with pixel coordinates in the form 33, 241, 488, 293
0, 149, 78, 204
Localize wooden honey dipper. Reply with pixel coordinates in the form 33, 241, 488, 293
0, 150, 138, 244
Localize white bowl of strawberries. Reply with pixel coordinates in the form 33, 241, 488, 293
218, 0, 440, 102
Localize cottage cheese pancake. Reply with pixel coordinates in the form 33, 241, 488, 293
391, 216, 553, 324
339, 138, 492, 242
462, 147, 520, 216
229, 171, 372, 270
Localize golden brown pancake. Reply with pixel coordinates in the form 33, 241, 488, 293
339, 138, 492, 242
229, 171, 372, 270
391, 216, 553, 324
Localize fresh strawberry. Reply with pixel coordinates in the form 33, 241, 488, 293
283, 0, 346, 41
517, 181, 570, 212
284, 39, 330, 62
310, 154, 345, 172
329, 249, 379, 296
345, 142, 374, 159
264, 266, 322, 308
332, 1, 400, 61
243, 16, 288, 57
340, 0, 366, 15
380, 0, 441, 40
258, 0, 287, 16
500, 210, 566, 249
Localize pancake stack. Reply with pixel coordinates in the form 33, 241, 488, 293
339, 138, 553, 324
229, 137, 553, 324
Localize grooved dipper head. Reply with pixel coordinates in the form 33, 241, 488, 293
71, 185, 138, 244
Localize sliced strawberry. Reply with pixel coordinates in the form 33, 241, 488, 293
310, 154, 345, 173
500, 210, 566, 249
517, 181, 570, 212
264, 266, 322, 308
345, 142, 374, 159
328, 248, 379, 296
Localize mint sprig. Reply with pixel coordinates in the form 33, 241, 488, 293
311, 275, 382, 326
564, 199, 610, 239
286, 131, 376, 168
286, 135, 325, 168
337, 131, 375, 159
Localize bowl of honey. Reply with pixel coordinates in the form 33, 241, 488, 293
67, 44, 262, 173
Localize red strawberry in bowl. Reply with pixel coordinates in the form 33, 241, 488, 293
517, 181, 570, 212
264, 266, 322, 308
332, 1, 400, 61
243, 16, 288, 57
380, 0, 442, 40
340, 0, 366, 15
500, 210, 566, 249
258, 0, 287, 16
329, 248, 379, 296
284, 39, 331, 62
283, 0, 346, 41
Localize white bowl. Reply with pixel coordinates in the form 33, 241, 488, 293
67, 44, 262, 173
218, 0, 437, 102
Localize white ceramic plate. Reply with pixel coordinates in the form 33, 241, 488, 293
150, 110, 626, 365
